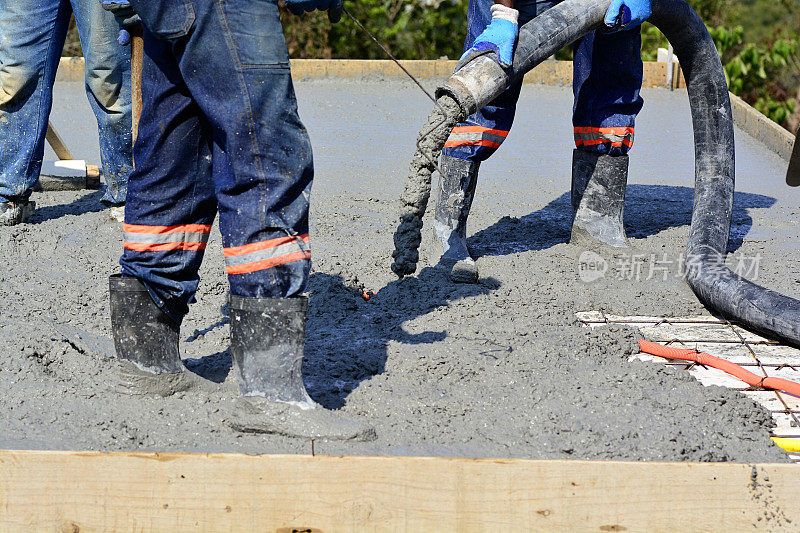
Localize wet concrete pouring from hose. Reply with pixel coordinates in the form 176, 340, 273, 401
392, 95, 462, 276
0, 79, 796, 462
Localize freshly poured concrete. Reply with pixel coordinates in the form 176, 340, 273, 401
2, 79, 797, 461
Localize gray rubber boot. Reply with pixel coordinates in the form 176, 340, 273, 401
433, 154, 480, 283
109, 274, 204, 396
0, 200, 35, 226
570, 149, 629, 248
226, 295, 376, 441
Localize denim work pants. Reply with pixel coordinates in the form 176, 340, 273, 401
0, 0, 132, 204
120, 0, 313, 323
442, 0, 644, 162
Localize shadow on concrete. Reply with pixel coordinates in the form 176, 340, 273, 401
467, 184, 776, 258
303, 268, 499, 409
183, 304, 231, 384
181, 269, 498, 404
28, 189, 109, 224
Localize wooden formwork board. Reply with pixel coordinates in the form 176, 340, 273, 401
56, 57, 678, 89
1, 450, 799, 532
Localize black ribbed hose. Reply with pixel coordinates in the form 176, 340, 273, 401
425, 0, 800, 345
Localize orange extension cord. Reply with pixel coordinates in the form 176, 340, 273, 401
638, 340, 800, 397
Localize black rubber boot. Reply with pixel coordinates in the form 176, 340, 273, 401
0, 200, 35, 226
109, 274, 203, 396
226, 295, 376, 441
433, 154, 480, 283
570, 149, 629, 248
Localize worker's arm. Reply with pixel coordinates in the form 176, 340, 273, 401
603, 0, 651, 31
460, 1, 520, 68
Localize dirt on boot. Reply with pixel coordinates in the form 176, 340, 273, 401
226, 396, 377, 442
450, 258, 479, 283
110, 360, 214, 397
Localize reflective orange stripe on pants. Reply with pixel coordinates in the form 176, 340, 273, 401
574, 126, 634, 149
444, 125, 509, 149
223, 234, 310, 275
123, 223, 212, 252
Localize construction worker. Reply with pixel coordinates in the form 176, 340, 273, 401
435, 0, 650, 282
102, 0, 375, 441
0, 0, 132, 225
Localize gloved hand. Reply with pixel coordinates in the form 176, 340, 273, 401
603, 0, 651, 32
100, 0, 139, 26
100, 0, 140, 45
459, 4, 519, 68
285, 0, 344, 22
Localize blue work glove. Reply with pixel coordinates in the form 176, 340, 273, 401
603, 0, 651, 32
117, 29, 131, 46
285, 0, 344, 22
460, 4, 519, 68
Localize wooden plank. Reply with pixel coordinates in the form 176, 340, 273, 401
56, 57, 680, 88
741, 391, 786, 412
750, 345, 800, 366
638, 323, 741, 343
1, 451, 799, 532
603, 314, 724, 324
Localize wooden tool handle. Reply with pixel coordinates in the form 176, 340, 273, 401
45, 122, 74, 161
130, 23, 144, 148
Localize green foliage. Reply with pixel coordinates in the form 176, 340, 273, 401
55, 0, 800, 129
281, 0, 469, 60
63, 15, 82, 57
706, 25, 799, 126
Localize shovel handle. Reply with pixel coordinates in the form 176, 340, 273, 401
130, 23, 144, 147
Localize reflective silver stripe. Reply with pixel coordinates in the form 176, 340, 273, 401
224, 239, 309, 268
574, 131, 634, 143
446, 132, 507, 144
123, 231, 210, 244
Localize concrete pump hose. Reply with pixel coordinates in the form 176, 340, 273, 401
393, 0, 800, 346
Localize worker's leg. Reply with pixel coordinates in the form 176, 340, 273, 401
110, 29, 216, 396
158, 0, 373, 440
0, 0, 70, 224
71, 0, 133, 206
572, 28, 643, 155
570, 28, 644, 247
119, 31, 215, 324
435, 0, 554, 281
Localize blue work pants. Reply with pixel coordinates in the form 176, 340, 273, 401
120, 0, 313, 322
443, 0, 644, 161
0, 0, 132, 204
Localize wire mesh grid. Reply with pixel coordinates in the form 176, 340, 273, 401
577, 311, 800, 464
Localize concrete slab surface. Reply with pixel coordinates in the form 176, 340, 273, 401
0, 79, 796, 461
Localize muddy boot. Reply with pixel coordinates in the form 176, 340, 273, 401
108, 206, 125, 223
226, 295, 376, 441
109, 274, 204, 396
570, 149, 629, 248
0, 200, 35, 226
434, 154, 480, 283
